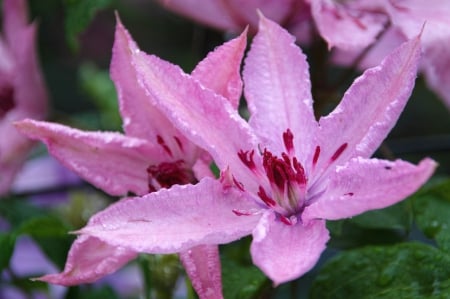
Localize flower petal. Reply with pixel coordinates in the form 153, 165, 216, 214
79, 177, 260, 253
156, 0, 241, 31
15, 119, 164, 196
244, 14, 317, 157
310, 0, 388, 49
251, 212, 329, 285
132, 47, 259, 189
36, 235, 137, 286
180, 245, 223, 299
316, 34, 421, 174
111, 18, 182, 143
192, 29, 247, 109
303, 157, 437, 221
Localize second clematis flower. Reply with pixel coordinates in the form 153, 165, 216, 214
0, 0, 48, 196
46, 15, 437, 285
16, 16, 248, 299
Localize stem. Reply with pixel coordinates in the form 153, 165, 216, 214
139, 255, 152, 299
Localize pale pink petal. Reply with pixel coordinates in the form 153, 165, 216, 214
132, 49, 260, 189
310, 0, 388, 50
3, 0, 28, 47
80, 177, 261, 253
244, 14, 317, 159
303, 157, 437, 221
37, 235, 137, 286
316, 35, 421, 174
421, 38, 450, 109
9, 24, 47, 117
156, 0, 241, 31
111, 18, 181, 143
180, 245, 223, 299
15, 119, 165, 196
224, 0, 298, 29
191, 29, 247, 109
250, 212, 328, 285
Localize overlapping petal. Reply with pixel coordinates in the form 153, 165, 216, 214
316, 34, 421, 174
244, 15, 317, 159
15, 119, 164, 196
79, 177, 261, 253
131, 48, 260, 189
303, 157, 437, 221
37, 236, 138, 286
251, 212, 329, 285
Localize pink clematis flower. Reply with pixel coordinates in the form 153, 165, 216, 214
309, 0, 450, 109
16, 17, 247, 299
63, 16, 437, 285
0, 0, 47, 195
156, 0, 314, 44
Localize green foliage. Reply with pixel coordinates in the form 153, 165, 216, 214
78, 63, 121, 130
412, 178, 450, 252
63, 0, 113, 51
310, 242, 450, 299
221, 258, 267, 299
0, 233, 16, 271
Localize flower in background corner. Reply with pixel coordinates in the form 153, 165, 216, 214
68, 15, 436, 285
0, 0, 48, 196
16, 15, 248, 299
156, 0, 314, 44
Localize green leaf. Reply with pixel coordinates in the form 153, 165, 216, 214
350, 200, 413, 231
310, 242, 450, 299
221, 258, 267, 299
413, 178, 450, 252
64, 0, 113, 51
326, 220, 407, 249
17, 216, 70, 237
0, 233, 16, 270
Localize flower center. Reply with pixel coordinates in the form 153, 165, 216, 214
236, 129, 351, 225
0, 85, 14, 119
147, 160, 196, 192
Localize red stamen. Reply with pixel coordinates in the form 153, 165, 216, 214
312, 145, 321, 167
292, 158, 307, 186
257, 186, 276, 208
330, 143, 348, 162
238, 149, 256, 170
173, 136, 183, 152
157, 135, 173, 157
279, 214, 295, 225
232, 209, 252, 216
283, 129, 294, 154
147, 160, 195, 191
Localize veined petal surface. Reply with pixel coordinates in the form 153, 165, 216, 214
303, 157, 437, 221
250, 212, 329, 285
37, 235, 137, 286
244, 15, 317, 159
15, 119, 164, 196
80, 178, 261, 253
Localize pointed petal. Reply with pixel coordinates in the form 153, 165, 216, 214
316, 35, 421, 174
192, 30, 247, 109
15, 119, 165, 196
3, 0, 28, 46
111, 18, 182, 144
304, 157, 437, 221
310, 0, 388, 49
132, 47, 259, 189
180, 245, 223, 299
251, 212, 328, 285
244, 15, 317, 157
37, 235, 137, 286
80, 177, 260, 253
